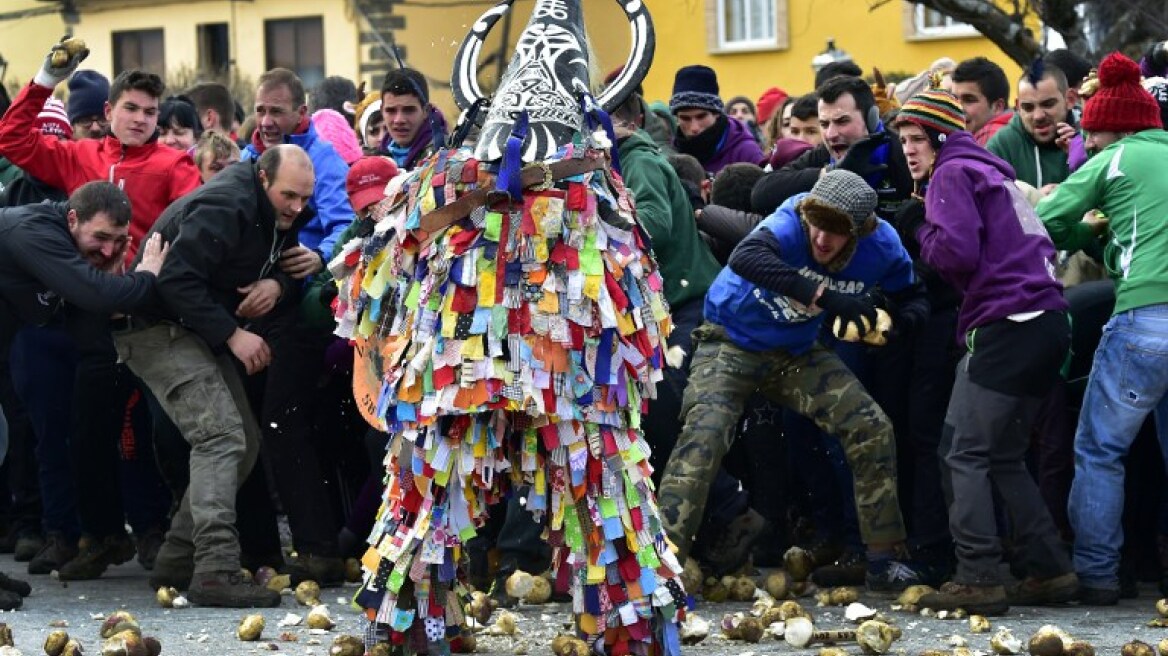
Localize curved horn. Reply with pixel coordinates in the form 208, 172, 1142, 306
451, 0, 516, 111
474, 0, 591, 163
596, 0, 656, 112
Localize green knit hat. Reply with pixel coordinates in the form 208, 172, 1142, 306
894, 88, 966, 136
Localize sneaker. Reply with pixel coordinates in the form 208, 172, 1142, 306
0, 572, 31, 598
919, 581, 1009, 616
701, 508, 769, 576
135, 527, 166, 571
812, 550, 867, 587
58, 534, 137, 581
865, 559, 925, 594
186, 570, 281, 608
1007, 572, 1079, 606
283, 553, 345, 588
13, 533, 44, 563
148, 539, 194, 591
27, 533, 77, 575
1076, 585, 1119, 606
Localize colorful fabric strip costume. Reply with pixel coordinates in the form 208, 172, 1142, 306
330, 2, 686, 654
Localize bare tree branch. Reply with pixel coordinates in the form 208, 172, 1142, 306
911, 0, 1044, 65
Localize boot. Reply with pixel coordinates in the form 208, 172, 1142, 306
811, 549, 867, 587
135, 526, 166, 571
0, 571, 31, 598
27, 533, 77, 575
919, 581, 1009, 616
0, 590, 21, 611
283, 553, 345, 588
58, 534, 137, 581
1007, 572, 1079, 606
13, 532, 44, 563
699, 508, 769, 576
148, 539, 195, 590
186, 570, 281, 608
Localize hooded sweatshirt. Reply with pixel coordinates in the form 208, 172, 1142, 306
985, 113, 1071, 188
1038, 129, 1168, 315
616, 129, 719, 308
915, 131, 1067, 341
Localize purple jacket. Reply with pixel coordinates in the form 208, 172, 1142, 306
701, 117, 764, 174
914, 131, 1067, 341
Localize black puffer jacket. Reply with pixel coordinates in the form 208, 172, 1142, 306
750, 135, 914, 221
134, 160, 312, 349
697, 204, 763, 265
0, 202, 155, 345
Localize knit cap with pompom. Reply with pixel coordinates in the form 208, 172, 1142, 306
1081, 52, 1164, 132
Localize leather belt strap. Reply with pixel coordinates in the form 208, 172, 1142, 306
419, 152, 609, 233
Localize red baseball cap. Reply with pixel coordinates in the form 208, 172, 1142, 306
346, 156, 399, 213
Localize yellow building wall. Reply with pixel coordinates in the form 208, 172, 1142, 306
392, 0, 1024, 120
6, 0, 1027, 118
59, 0, 361, 90
638, 0, 1025, 104
0, 2, 67, 91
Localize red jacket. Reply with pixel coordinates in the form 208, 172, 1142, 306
974, 110, 1013, 146
0, 82, 201, 262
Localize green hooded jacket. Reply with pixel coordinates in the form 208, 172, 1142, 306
616, 129, 719, 308
986, 113, 1071, 188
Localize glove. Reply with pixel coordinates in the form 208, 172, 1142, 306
34, 36, 89, 88
891, 198, 926, 255
836, 131, 889, 179
818, 288, 878, 340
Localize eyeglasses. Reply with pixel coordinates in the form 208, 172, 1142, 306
74, 116, 109, 130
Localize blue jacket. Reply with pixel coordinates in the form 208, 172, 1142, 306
241, 121, 352, 260
705, 193, 916, 353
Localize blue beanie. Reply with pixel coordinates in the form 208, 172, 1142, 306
670, 65, 723, 115
67, 70, 110, 124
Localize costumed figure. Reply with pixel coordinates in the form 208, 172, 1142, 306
330, 1, 687, 654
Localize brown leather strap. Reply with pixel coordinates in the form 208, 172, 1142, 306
419, 152, 609, 233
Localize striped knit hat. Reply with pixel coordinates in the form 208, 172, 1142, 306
896, 88, 965, 134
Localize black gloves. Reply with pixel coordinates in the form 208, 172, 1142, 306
836, 132, 889, 179
818, 288, 878, 339
891, 197, 926, 256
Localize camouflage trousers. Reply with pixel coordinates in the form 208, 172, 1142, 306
657, 323, 907, 563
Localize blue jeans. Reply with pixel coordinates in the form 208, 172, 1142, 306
1069, 305, 1168, 590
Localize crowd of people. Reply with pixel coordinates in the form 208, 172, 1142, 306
0, 31, 1167, 624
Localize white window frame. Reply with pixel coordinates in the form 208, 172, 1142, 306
912, 4, 979, 38
716, 0, 778, 50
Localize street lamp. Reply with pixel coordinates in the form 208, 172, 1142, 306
811, 39, 852, 73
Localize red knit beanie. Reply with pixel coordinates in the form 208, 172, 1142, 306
756, 87, 789, 125
1082, 52, 1164, 133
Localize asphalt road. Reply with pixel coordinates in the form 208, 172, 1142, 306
0, 555, 1165, 655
